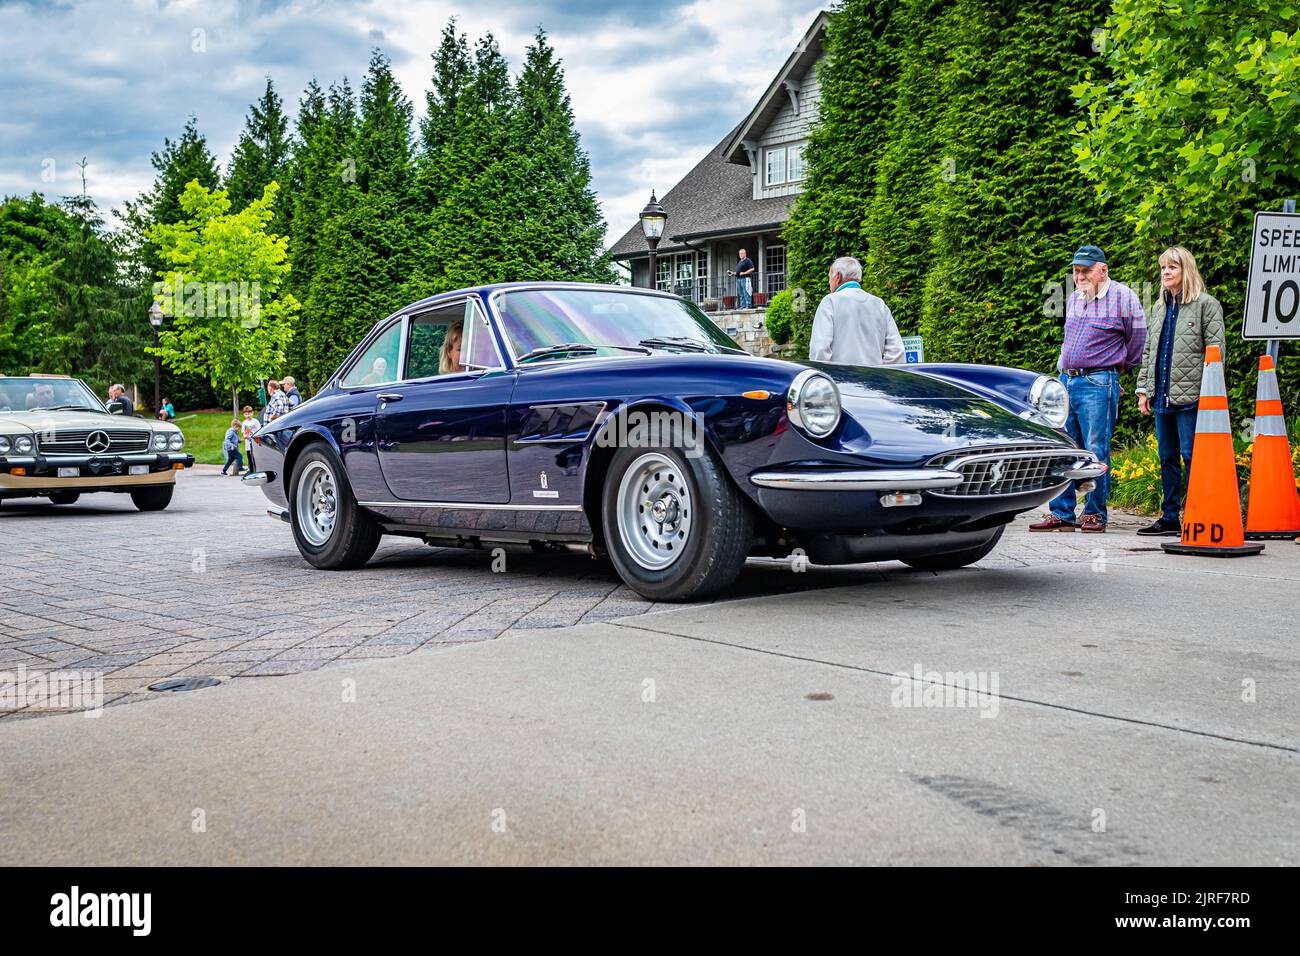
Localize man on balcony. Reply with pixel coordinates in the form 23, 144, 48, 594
809, 256, 905, 366
732, 249, 756, 309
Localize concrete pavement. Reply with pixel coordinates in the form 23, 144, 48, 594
2, 524, 1297, 865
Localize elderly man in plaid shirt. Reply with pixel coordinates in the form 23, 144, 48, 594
1031, 245, 1147, 533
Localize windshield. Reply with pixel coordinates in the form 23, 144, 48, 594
0, 377, 104, 413
495, 288, 744, 362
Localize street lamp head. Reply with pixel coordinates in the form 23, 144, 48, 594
148, 301, 165, 328
639, 191, 666, 244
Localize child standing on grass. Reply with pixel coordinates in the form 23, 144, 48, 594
221, 419, 244, 476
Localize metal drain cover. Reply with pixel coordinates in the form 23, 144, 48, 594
148, 677, 222, 693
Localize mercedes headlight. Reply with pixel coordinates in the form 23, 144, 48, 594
168, 433, 185, 451
787, 370, 842, 438
152, 433, 169, 451
1030, 375, 1069, 428
14, 436, 33, 454
0, 436, 10, 454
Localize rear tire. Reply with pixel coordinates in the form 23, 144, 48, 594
602, 436, 752, 602
130, 486, 173, 511
901, 526, 1005, 571
48, 492, 80, 505
289, 444, 381, 570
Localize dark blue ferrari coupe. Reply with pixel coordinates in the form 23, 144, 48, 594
245, 282, 1105, 601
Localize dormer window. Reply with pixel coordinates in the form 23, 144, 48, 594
765, 142, 807, 186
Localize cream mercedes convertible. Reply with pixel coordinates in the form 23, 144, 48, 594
0, 375, 193, 511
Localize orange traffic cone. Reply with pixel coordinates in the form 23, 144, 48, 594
1162, 346, 1264, 557
1245, 355, 1300, 539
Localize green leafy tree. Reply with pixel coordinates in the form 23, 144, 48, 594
919, 0, 1121, 374
1075, 0, 1300, 418
148, 181, 298, 416
118, 116, 223, 409
286, 78, 358, 386
784, 0, 907, 352
303, 52, 417, 379
226, 78, 292, 227
506, 29, 613, 282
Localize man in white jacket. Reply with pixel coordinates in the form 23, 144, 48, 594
808, 256, 905, 366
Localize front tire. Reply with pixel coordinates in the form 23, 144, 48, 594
130, 486, 173, 511
602, 440, 752, 602
48, 492, 80, 505
901, 526, 1005, 571
289, 444, 381, 570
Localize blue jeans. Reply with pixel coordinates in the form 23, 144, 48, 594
222, 448, 244, 474
1153, 404, 1197, 523
1048, 370, 1120, 524
737, 276, 753, 309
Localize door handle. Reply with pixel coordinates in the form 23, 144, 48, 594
377, 393, 404, 403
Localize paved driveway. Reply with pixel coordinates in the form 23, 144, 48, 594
0, 466, 1175, 717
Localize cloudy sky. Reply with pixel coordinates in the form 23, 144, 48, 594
0, 0, 826, 246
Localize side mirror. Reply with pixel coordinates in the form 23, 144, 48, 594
107, 400, 126, 415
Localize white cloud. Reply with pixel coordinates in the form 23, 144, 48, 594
0, 0, 827, 245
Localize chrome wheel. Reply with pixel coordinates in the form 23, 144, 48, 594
615, 452, 693, 571
296, 459, 338, 546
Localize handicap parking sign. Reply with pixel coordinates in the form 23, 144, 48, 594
903, 335, 924, 364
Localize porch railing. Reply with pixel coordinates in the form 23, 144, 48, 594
663, 272, 787, 309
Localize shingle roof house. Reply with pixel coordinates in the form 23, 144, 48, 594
609, 10, 830, 324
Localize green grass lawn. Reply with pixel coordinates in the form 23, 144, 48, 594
174, 411, 242, 466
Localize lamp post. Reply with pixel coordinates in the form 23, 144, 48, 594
639, 191, 666, 290
148, 302, 165, 413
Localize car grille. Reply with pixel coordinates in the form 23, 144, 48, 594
927, 444, 1080, 498
37, 429, 152, 455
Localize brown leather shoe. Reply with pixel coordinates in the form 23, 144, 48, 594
1029, 515, 1077, 532
1080, 514, 1106, 533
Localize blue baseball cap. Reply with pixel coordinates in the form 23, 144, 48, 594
1071, 245, 1107, 266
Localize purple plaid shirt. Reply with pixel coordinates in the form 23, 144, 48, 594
1058, 279, 1147, 372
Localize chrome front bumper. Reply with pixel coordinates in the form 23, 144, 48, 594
749, 469, 965, 491
749, 456, 1107, 493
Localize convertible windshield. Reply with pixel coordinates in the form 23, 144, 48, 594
0, 377, 104, 413
495, 288, 744, 361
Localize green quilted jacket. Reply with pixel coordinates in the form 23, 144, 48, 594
1136, 292, 1226, 407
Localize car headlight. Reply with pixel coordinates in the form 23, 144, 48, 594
0, 436, 10, 454
787, 369, 842, 438
152, 433, 169, 451
1031, 375, 1069, 428
168, 433, 185, 451
14, 436, 33, 454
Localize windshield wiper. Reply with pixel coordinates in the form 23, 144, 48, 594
638, 336, 711, 352
516, 342, 651, 363
31, 405, 97, 412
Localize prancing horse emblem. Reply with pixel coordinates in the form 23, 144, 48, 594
85, 430, 110, 454
988, 459, 1006, 492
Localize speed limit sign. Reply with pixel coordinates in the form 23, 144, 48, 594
1243, 210, 1300, 340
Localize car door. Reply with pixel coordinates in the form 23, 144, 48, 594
374, 297, 513, 503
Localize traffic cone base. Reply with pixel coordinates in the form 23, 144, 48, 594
1245, 530, 1300, 540
1162, 540, 1264, 557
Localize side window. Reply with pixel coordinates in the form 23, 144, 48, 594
340, 322, 402, 388
461, 300, 501, 370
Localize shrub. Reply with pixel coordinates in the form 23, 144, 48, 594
765, 289, 795, 345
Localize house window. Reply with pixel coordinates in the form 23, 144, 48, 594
765, 146, 786, 186
656, 256, 673, 292
655, 253, 708, 302
787, 143, 806, 182
766, 245, 787, 294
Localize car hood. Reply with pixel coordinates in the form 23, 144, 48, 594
0, 411, 164, 433
802, 362, 1069, 455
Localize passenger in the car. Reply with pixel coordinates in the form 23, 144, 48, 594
440, 320, 465, 374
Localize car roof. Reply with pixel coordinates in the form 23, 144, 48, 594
2, 373, 74, 379
390, 282, 680, 322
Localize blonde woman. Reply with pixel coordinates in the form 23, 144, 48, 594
439, 320, 465, 374
1134, 246, 1225, 536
